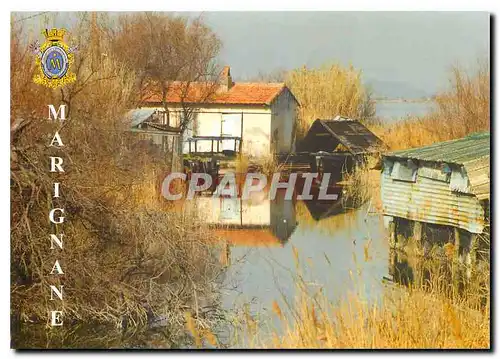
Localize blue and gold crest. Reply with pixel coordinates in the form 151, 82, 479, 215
32, 28, 76, 88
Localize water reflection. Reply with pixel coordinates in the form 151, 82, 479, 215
197, 189, 297, 246
190, 183, 390, 333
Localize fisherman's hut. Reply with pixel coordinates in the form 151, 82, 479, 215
381, 132, 490, 264
284, 116, 385, 182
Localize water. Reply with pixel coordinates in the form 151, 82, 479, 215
222, 207, 388, 312
197, 190, 390, 333
375, 101, 436, 123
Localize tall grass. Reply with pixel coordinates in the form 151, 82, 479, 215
246, 248, 490, 349
286, 64, 375, 139
340, 163, 380, 210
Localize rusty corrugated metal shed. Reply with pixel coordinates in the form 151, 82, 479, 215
385, 132, 490, 200
297, 116, 386, 155
381, 133, 490, 234
381, 169, 486, 233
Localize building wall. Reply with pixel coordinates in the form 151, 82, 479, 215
270, 88, 297, 153
381, 158, 486, 234
167, 105, 272, 157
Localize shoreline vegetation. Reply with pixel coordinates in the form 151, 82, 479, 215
11, 13, 227, 349
10, 12, 489, 349
373, 98, 434, 103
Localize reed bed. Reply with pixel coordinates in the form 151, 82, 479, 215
11, 15, 225, 348
242, 247, 490, 349
286, 63, 375, 139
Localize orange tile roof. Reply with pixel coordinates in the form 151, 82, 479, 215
142, 82, 289, 106
213, 229, 285, 247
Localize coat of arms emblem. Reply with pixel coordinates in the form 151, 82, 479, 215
32, 28, 76, 88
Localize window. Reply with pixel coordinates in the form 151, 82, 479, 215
418, 166, 450, 183
391, 161, 417, 182
450, 167, 471, 193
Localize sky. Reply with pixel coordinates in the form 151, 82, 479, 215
199, 12, 489, 97
14, 11, 490, 97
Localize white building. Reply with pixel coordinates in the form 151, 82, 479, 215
140, 66, 299, 158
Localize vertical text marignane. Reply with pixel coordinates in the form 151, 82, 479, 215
48, 104, 67, 326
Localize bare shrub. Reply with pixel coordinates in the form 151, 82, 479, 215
11, 13, 224, 348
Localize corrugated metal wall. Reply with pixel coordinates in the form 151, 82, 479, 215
381, 160, 486, 234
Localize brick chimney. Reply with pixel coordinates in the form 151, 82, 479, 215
220, 66, 233, 92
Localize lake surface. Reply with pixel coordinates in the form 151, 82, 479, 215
375, 101, 436, 123
196, 188, 390, 342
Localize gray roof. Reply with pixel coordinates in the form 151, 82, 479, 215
298, 116, 386, 155
126, 108, 156, 127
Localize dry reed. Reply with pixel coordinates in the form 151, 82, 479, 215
286, 63, 375, 139
250, 247, 490, 349
11, 14, 225, 348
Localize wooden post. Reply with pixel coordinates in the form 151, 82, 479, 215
454, 227, 461, 263
413, 221, 422, 242
211, 139, 214, 154
171, 137, 176, 171
310, 156, 317, 173
240, 112, 244, 148
389, 220, 397, 248
451, 228, 462, 293
413, 221, 423, 254
217, 139, 220, 153
467, 233, 478, 267
194, 139, 198, 154
388, 249, 397, 278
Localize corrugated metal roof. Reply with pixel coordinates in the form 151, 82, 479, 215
464, 156, 490, 200
385, 132, 490, 200
298, 116, 386, 155
387, 132, 490, 165
126, 108, 156, 127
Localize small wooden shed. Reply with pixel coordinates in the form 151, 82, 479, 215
297, 116, 385, 155
381, 132, 490, 264
286, 116, 385, 181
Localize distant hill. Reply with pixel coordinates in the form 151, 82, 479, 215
365, 79, 434, 100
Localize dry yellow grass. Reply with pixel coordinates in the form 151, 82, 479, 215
11, 14, 224, 348
260, 288, 489, 349
370, 117, 445, 151
251, 253, 490, 349
286, 63, 374, 139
